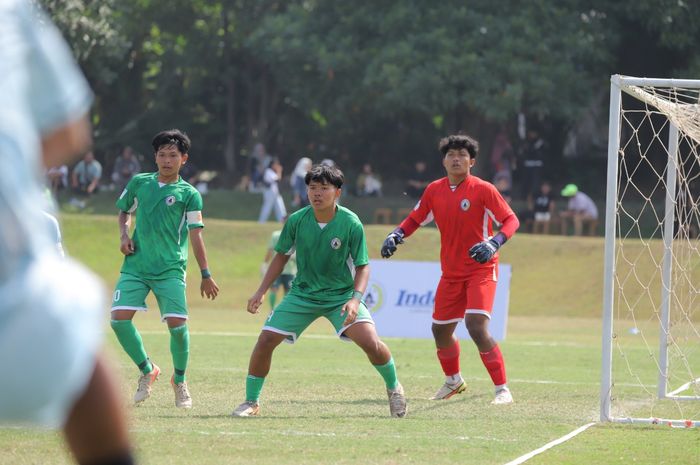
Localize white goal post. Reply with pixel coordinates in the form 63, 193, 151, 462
601, 75, 700, 427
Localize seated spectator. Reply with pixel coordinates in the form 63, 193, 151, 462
405, 161, 430, 199
46, 164, 69, 195
493, 171, 513, 204
531, 181, 556, 234
111, 146, 141, 190
356, 163, 383, 197
71, 151, 102, 195
560, 183, 598, 236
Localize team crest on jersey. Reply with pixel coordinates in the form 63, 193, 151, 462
165, 195, 176, 206
460, 198, 471, 211
330, 237, 342, 250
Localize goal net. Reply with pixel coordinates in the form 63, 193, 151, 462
601, 75, 700, 427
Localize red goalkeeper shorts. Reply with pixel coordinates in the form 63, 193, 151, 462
433, 264, 498, 324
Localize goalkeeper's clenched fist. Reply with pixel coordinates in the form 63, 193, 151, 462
381, 228, 405, 258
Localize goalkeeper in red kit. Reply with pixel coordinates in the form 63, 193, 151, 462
381, 134, 520, 404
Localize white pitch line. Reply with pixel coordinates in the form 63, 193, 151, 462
502, 422, 596, 465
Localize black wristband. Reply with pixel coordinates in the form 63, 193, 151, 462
201, 268, 212, 279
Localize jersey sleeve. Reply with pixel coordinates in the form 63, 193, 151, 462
274, 216, 296, 255
116, 176, 139, 213
348, 220, 369, 267
186, 189, 204, 229
400, 184, 435, 237
484, 183, 519, 239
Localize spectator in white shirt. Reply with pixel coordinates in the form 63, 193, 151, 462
560, 184, 598, 236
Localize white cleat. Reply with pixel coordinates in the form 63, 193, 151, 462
387, 383, 407, 418
134, 363, 160, 405
232, 400, 260, 417
492, 387, 514, 405
430, 380, 466, 400
171, 376, 193, 409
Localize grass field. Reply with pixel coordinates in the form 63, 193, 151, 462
1, 215, 698, 465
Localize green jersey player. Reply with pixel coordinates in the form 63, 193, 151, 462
232, 164, 406, 418
110, 129, 219, 409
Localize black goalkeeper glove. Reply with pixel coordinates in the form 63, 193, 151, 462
381, 228, 405, 258
469, 238, 501, 264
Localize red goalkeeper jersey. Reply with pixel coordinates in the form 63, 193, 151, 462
400, 175, 518, 280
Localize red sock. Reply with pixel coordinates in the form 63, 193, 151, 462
479, 344, 507, 386
437, 341, 460, 377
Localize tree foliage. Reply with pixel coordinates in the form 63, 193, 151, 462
41, 0, 700, 184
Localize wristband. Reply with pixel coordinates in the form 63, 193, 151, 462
201, 268, 212, 279
352, 290, 364, 301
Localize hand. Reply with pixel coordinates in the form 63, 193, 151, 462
469, 239, 500, 264
247, 291, 265, 314
201, 277, 219, 300
341, 298, 360, 326
120, 236, 135, 255
380, 228, 405, 258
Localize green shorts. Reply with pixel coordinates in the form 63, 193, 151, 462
263, 293, 374, 344
111, 273, 188, 321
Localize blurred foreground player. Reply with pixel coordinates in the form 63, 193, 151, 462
381, 134, 519, 405
0, 1, 134, 463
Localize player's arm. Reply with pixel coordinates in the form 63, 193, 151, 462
42, 115, 92, 169
247, 252, 290, 314
117, 211, 134, 256
190, 227, 219, 300
341, 263, 369, 326
380, 209, 425, 258
469, 187, 520, 264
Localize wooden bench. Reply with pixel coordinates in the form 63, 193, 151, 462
396, 207, 413, 222
373, 208, 393, 224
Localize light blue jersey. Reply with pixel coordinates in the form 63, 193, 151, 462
0, 0, 100, 428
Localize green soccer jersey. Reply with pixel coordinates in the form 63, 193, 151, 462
116, 172, 204, 280
275, 205, 369, 301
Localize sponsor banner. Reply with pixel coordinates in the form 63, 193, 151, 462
364, 260, 511, 340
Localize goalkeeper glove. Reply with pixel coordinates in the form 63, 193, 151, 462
469, 238, 501, 264
381, 228, 405, 258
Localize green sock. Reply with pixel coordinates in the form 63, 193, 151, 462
373, 357, 399, 390
169, 325, 190, 384
246, 374, 265, 403
269, 291, 277, 310
110, 320, 152, 374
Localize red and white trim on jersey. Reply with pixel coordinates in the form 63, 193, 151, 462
399, 176, 519, 280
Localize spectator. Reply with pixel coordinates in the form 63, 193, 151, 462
111, 146, 141, 191
290, 156, 312, 208
490, 127, 514, 188
71, 151, 102, 195
493, 171, 512, 204
560, 184, 598, 236
530, 181, 556, 234
258, 157, 287, 223
249, 143, 272, 192
517, 129, 546, 201
356, 163, 383, 197
46, 164, 69, 195
405, 161, 430, 199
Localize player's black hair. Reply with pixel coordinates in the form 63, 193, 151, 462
438, 134, 479, 159
152, 129, 191, 155
305, 163, 344, 189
